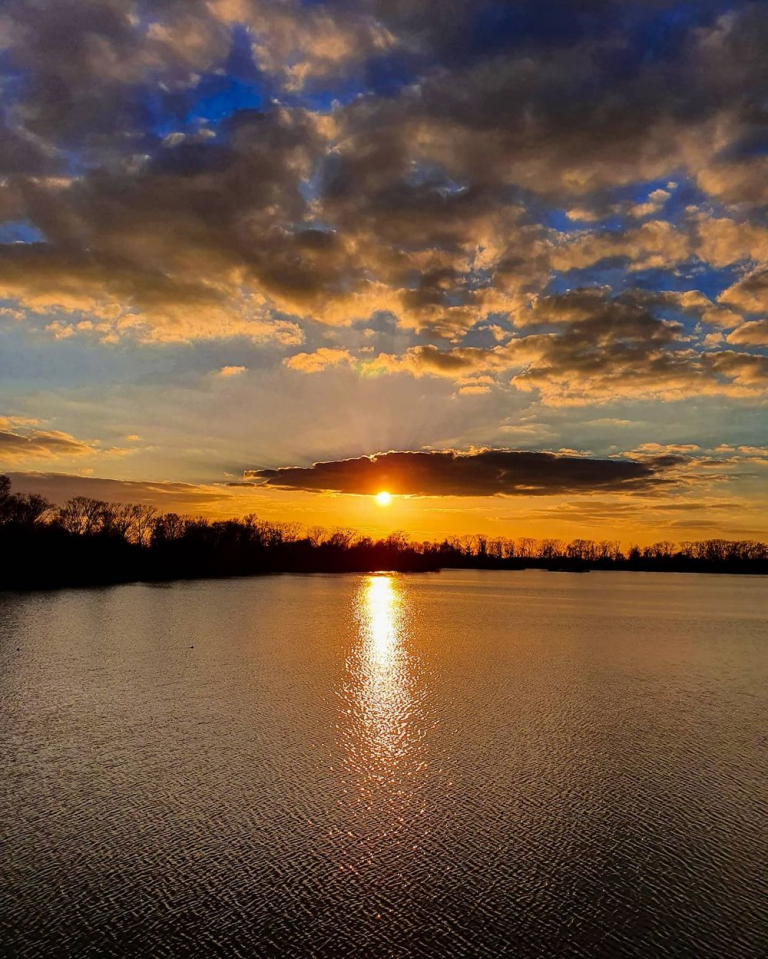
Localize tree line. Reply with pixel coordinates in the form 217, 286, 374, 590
0, 476, 765, 589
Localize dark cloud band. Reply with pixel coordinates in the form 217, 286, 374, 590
247, 449, 675, 497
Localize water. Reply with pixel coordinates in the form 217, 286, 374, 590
2, 570, 767, 958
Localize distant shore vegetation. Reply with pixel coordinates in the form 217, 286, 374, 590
1, 476, 766, 589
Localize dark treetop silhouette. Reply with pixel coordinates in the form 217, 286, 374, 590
0, 476, 765, 590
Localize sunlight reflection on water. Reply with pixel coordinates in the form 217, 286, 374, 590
343, 574, 425, 801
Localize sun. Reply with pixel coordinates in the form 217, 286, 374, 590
375, 491, 393, 506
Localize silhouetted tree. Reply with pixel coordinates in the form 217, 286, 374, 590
59, 497, 105, 536
0, 476, 52, 527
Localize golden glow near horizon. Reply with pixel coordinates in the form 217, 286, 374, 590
375, 491, 393, 506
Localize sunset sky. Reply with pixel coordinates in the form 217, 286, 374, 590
1, 0, 767, 544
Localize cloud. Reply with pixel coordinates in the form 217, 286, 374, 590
0, 425, 98, 463
284, 347, 354, 373
696, 217, 768, 267
552, 221, 691, 274
211, 0, 395, 92
727, 320, 768, 347
457, 384, 491, 396
0, 0, 764, 391
320, 3, 767, 209
5, 472, 233, 510
351, 288, 768, 403
364, 344, 500, 378
0, 0, 229, 146
246, 448, 676, 497
629, 189, 670, 219
0, 0, 766, 508
218, 365, 247, 377
719, 268, 768, 316
0, 415, 42, 428
0, 241, 305, 345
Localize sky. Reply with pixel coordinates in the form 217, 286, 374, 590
0, 0, 767, 545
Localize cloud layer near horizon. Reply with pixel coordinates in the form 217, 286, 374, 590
248, 450, 676, 497
6, 436, 768, 543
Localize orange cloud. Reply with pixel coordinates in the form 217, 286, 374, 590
0, 425, 95, 463
284, 348, 354, 373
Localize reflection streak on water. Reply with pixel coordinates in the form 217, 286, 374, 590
345, 575, 421, 796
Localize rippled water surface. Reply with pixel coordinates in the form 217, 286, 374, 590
2, 571, 767, 957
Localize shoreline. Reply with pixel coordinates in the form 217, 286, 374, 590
3, 561, 766, 593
